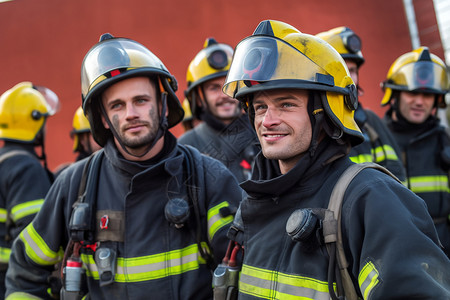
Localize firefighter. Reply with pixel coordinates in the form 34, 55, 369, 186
316, 27, 406, 181
54, 106, 102, 177
381, 46, 450, 257
70, 106, 101, 161
0, 82, 59, 298
5, 33, 242, 299
221, 20, 449, 299
180, 98, 200, 132
178, 38, 259, 182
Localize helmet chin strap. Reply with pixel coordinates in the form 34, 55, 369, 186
100, 92, 169, 159
34, 130, 55, 183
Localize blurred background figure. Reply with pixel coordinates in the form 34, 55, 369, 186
178, 38, 259, 182
0, 82, 59, 298
54, 106, 101, 177
181, 97, 201, 132
316, 26, 406, 182
381, 46, 450, 257
70, 106, 101, 161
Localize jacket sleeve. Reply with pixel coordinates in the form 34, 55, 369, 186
344, 169, 450, 299
198, 154, 243, 265
4, 155, 52, 240
364, 109, 406, 182
5, 163, 84, 300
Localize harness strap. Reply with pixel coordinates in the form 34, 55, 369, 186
325, 162, 400, 299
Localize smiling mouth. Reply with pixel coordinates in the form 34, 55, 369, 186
217, 101, 237, 107
264, 134, 285, 137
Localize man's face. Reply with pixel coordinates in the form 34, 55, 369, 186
344, 59, 359, 86
101, 76, 161, 153
79, 132, 102, 154
398, 91, 435, 124
203, 76, 240, 123
252, 89, 312, 174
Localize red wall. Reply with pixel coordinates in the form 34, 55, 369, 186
0, 0, 419, 170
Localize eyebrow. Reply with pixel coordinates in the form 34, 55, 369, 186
253, 95, 298, 104
107, 93, 153, 103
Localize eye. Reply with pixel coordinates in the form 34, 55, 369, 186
253, 103, 267, 112
136, 98, 148, 104
281, 102, 295, 108
110, 102, 122, 110
205, 84, 221, 92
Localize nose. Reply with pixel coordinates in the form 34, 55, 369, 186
412, 94, 428, 106
261, 106, 281, 128
125, 103, 139, 120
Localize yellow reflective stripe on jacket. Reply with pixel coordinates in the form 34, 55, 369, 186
19, 223, 63, 266
0, 208, 6, 223
239, 264, 332, 300
409, 176, 450, 193
359, 261, 379, 299
373, 145, 399, 162
350, 145, 399, 164
10, 199, 44, 222
0, 247, 11, 264
81, 243, 206, 282
6, 291, 43, 299
350, 154, 373, 164
207, 201, 233, 241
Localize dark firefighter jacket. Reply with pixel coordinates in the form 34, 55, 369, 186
385, 114, 450, 257
0, 143, 52, 297
350, 106, 406, 182
234, 138, 449, 299
178, 114, 259, 182
5, 133, 243, 300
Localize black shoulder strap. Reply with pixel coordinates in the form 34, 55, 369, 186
69, 150, 104, 243
323, 162, 400, 300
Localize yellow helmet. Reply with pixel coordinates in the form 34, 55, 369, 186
81, 33, 184, 146
381, 46, 449, 108
223, 20, 363, 145
316, 26, 364, 66
0, 82, 59, 143
71, 106, 91, 151
185, 38, 233, 117
182, 98, 193, 122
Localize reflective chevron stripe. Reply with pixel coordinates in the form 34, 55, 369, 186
409, 175, 449, 193
207, 201, 233, 241
10, 199, 44, 222
239, 264, 333, 300
359, 261, 380, 300
81, 243, 207, 282
19, 223, 63, 266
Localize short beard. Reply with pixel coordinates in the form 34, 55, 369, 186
112, 106, 160, 149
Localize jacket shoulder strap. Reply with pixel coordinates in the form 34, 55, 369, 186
0, 150, 34, 164
326, 162, 400, 299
